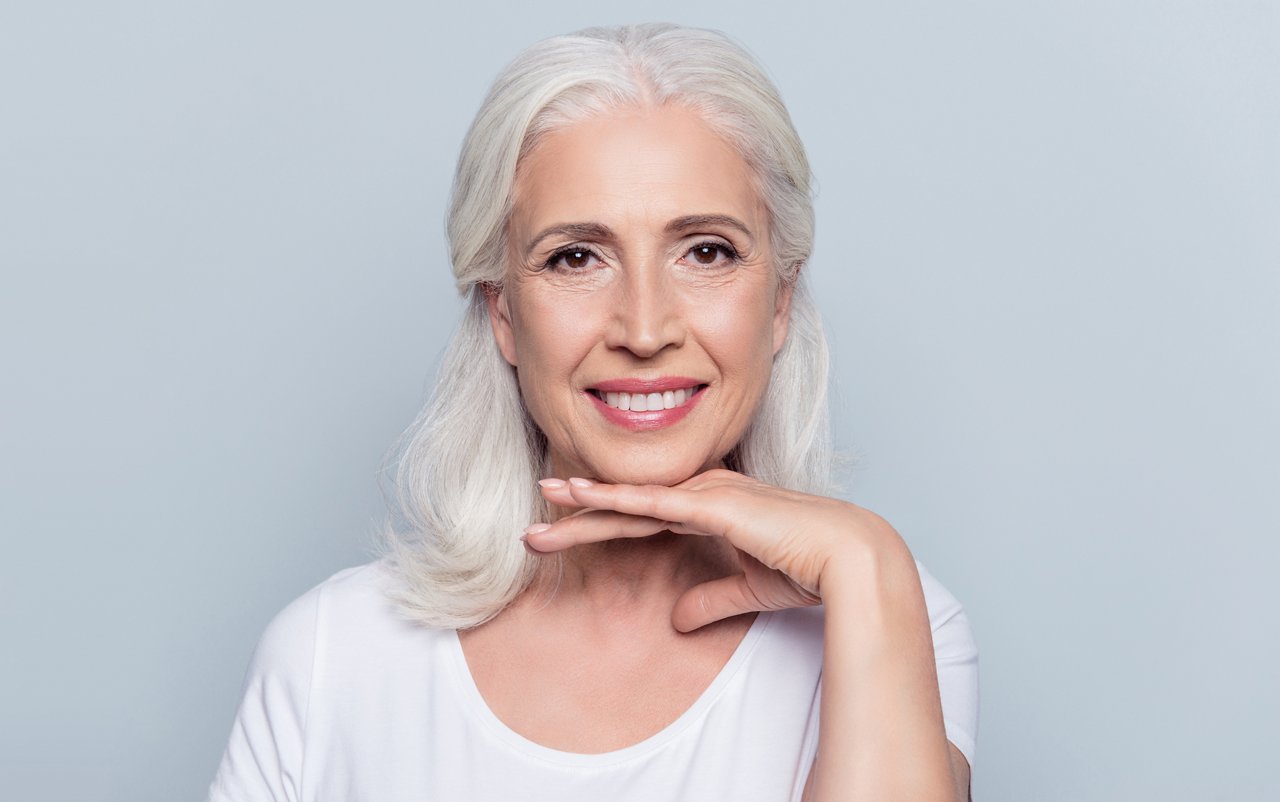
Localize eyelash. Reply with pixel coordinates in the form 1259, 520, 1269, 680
541, 245, 603, 272
684, 241, 741, 267
541, 241, 741, 272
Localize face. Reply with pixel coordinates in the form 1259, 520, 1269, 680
487, 104, 792, 486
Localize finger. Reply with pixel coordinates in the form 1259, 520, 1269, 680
522, 509, 671, 553
564, 478, 731, 536
537, 478, 586, 510
671, 574, 764, 632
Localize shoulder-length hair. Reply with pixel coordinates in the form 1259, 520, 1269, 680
383, 23, 833, 628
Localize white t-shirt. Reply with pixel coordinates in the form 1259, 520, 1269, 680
209, 559, 978, 801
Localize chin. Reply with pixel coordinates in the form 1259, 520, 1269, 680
589, 451, 727, 488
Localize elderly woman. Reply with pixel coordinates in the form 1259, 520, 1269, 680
211, 23, 978, 802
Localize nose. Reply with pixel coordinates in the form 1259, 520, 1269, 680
603, 259, 685, 358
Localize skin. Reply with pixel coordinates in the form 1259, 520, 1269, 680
489, 103, 788, 488
467, 104, 970, 800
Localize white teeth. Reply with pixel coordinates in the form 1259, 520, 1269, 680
597, 386, 700, 411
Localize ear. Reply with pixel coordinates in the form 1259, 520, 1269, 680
772, 273, 796, 356
484, 283, 519, 367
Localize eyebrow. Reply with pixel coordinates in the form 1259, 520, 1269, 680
524, 214, 755, 257
663, 214, 754, 240
524, 223, 616, 256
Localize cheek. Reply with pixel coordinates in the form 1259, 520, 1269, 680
702, 295, 778, 374
507, 295, 602, 401
508, 290, 573, 362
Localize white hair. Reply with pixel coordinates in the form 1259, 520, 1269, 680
382, 23, 833, 628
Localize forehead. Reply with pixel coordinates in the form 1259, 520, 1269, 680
510, 104, 765, 237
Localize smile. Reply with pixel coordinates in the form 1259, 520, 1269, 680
588, 385, 705, 411
582, 378, 709, 431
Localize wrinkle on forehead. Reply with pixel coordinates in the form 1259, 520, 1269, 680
508, 105, 769, 260
509, 104, 762, 220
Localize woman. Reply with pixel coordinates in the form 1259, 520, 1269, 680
211, 23, 978, 801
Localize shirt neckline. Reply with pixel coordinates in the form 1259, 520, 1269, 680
444, 610, 774, 768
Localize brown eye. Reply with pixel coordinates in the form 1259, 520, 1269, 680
545, 247, 601, 272
686, 243, 736, 267
565, 250, 591, 268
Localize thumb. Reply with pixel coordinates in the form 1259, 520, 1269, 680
671, 574, 764, 633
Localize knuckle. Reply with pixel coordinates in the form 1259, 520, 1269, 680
715, 484, 753, 508
696, 589, 713, 616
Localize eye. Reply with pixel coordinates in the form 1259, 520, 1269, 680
544, 246, 603, 272
684, 242, 739, 268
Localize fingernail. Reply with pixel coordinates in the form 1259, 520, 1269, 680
538, 478, 566, 489
523, 523, 552, 536
568, 477, 593, 488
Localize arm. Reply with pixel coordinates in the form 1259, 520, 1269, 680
527, 472, 973, 802
806, 533, 957, 800
950, 744, 972, 802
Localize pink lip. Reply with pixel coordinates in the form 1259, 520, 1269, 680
583, 379, 707, 432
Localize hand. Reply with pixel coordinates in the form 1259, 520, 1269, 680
524, 469, 909, 632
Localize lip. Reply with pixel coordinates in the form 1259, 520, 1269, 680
583, 378, 707, 432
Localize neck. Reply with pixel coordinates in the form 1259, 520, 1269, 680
527, 454, 737, 616
522, 529, 742, 619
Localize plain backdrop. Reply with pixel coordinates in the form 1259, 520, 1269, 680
2, 2, 1276, 800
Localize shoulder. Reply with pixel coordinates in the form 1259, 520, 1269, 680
211, 561, 427, 800
246, 560, 406, 680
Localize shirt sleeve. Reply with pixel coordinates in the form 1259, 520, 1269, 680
915, 560, 980, 770
208, 585, 321, 802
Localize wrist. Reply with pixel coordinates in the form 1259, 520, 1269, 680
816, 527, 919, 609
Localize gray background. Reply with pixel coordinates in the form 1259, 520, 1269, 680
2, 1, 1276, 800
